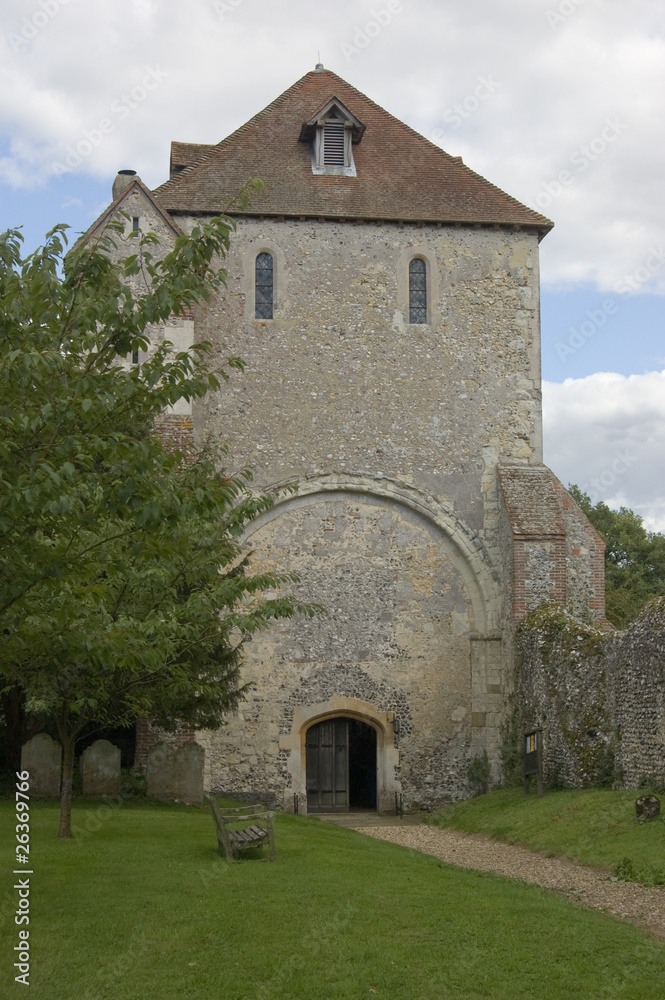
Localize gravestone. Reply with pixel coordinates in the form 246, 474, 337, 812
172, 742, 204, 804
146, 741, 204, 804
80, 740, 121, 796
146, 743, 175, 801
21, 734, 62, 796
635, 794, 660, 821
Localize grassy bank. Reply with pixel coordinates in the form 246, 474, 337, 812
431, 788, 665, 883
1, 799, 665, 998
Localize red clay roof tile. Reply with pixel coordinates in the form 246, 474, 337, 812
155, 69, 553, 233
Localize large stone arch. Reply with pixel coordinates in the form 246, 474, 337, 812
244, 473, 501, 636
208, 473, 506, 810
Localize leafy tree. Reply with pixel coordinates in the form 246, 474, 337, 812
569, 485, 665, 627
0, 218, 319, 836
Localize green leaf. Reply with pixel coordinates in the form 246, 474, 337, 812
0, 217, 323, 837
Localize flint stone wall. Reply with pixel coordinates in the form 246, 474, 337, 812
193, 218, 543, 520
187, 218, 542, 807
198, 489, 506, 809
607, 603, 665, 785
513, 599, 665, 788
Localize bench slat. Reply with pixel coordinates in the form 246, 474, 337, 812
229, 830, 262, 844
205, 794, 276, 862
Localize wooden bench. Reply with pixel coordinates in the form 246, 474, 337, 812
205, 795, 276, 861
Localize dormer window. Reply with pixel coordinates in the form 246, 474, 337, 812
299, 98, 365, 177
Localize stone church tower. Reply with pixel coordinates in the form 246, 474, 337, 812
90, 67, 607, 812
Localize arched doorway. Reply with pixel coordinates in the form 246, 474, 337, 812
305, 717, 377, 813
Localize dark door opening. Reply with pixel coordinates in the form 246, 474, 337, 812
348, 718, 377, 809
306, 717, 377, 813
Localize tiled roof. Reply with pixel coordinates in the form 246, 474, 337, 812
155, 69, 553, 233
170, 141, 215, 175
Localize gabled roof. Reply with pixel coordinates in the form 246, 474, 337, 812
155, 68, 552, 235
76, 175, 183, 248
299, 97, 365, 144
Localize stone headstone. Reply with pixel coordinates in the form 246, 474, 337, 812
172, 742, 204, 805
146, 743, 176, 801
21, 734, 61, 796
146, 741, 204, 804
80, 740, 121, 796
635, 794, 660, 821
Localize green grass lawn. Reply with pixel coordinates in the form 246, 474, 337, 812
432, 788, 665, 883
1, 799, 665, 998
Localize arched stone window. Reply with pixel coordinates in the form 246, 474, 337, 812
409, 257, 427, 324
255, 252, 274, 319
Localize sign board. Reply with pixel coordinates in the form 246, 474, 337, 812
524, 729, 543, 796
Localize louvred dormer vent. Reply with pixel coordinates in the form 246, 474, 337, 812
323, 119, 346, 165
299, 98, 365, 177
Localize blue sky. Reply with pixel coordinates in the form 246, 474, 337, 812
542, 288, 664, 382
1, 0, 663, 529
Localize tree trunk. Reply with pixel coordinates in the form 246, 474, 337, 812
58, 735, 76, 838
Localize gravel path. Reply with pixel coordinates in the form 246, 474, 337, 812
356, 824, 665, 941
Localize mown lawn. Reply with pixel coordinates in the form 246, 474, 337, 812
432, 788, 665, 883
1, 798, 665, 999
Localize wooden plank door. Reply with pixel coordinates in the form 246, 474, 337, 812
306, 718, 349, 812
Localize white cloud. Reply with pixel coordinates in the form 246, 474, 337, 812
543, 371, 665, 533
2, 0, 664, 528
0, 0, 664, 293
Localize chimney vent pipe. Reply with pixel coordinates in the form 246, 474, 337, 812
112, 169, 138, 201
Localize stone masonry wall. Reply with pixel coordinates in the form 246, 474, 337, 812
513, 606, 610, 788
198, 491, 490, 809
90, 182, 197, 452
177, 215, 545, 807
512, 600, 665, 789
498, 466, 606, 624
553, 476, 607, 621
606, 600, 665, 786
185, 217, 543, 535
